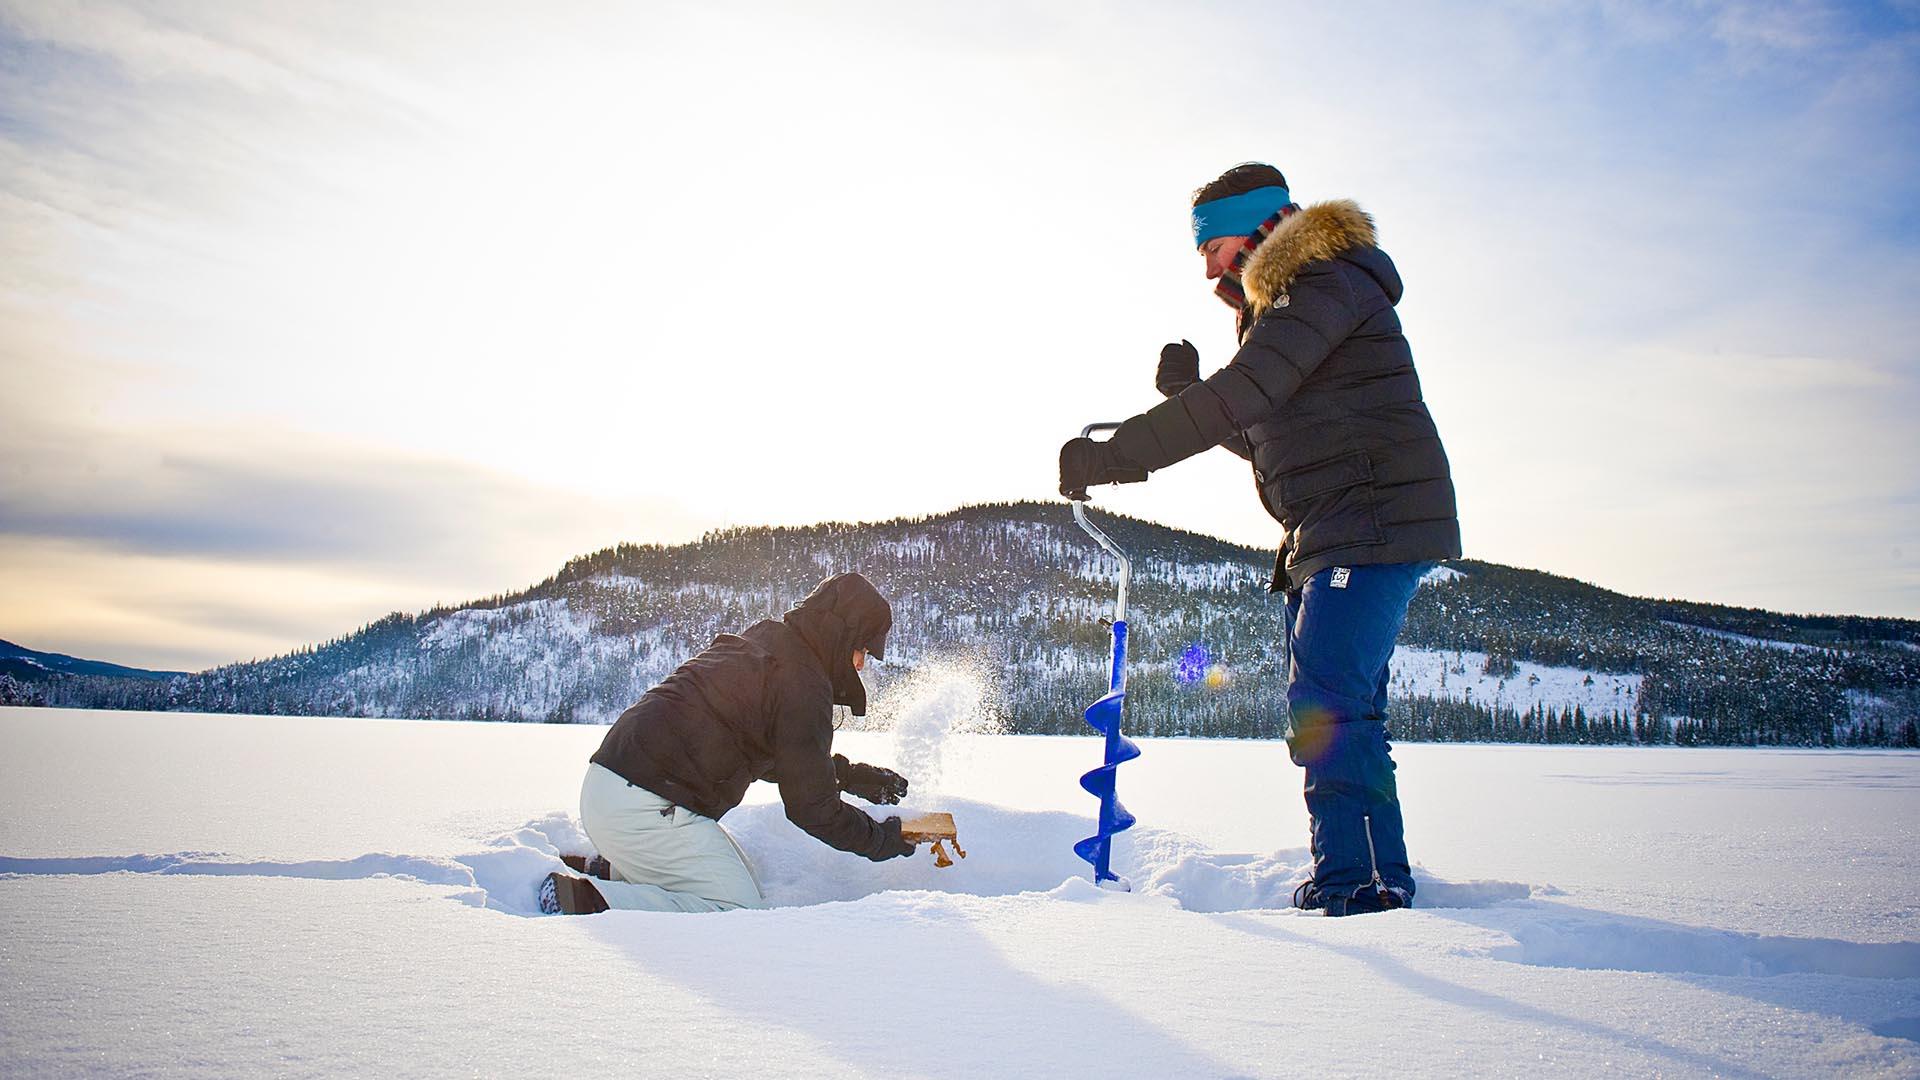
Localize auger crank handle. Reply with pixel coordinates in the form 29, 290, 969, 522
1069, 421, 1133, 624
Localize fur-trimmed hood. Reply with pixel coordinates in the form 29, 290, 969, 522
1242, 199, 1392, 313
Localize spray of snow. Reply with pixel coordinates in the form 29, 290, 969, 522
862, 656, 1005, 797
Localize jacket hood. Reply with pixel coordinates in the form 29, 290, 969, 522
1243, 199, 1399, 311
781, 572, 892, 717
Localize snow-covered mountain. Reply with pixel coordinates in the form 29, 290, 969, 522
29, 502, 1920, 745
0, 639, 185, 707
0, 638, 183, 683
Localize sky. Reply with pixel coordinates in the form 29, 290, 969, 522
2, 0, 1918, 671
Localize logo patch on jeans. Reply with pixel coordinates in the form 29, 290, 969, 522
1330, 567, 1351, 589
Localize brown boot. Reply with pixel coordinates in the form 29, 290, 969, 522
542, 872, 610, 915
559, 854, 613, 880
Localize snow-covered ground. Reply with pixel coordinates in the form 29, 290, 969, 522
1662, 620, 1834, 653
1389, 646, 1643, 715
4, 705, 1918, 1078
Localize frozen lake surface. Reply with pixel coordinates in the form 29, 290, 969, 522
3, 706, 1919, 1077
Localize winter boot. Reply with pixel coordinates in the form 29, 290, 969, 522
542, 872, 610, 915
560, 854, 613, 880
1292, 878, 1410, 917
1327, 883, 1410, 917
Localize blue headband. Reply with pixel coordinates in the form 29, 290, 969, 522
1191, 186, 1291, 247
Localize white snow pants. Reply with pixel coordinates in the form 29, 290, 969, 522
577, 763, 765, 912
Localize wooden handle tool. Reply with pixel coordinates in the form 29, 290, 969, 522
899, 812, 966, 867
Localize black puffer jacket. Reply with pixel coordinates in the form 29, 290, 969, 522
1112, 200, 1461, 591
588, 573, 907, 861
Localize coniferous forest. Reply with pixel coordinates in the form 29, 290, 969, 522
14, 503, 1919, 747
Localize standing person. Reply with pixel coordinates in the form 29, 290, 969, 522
1058, 163, 1461, 916
542, 572, 917, 915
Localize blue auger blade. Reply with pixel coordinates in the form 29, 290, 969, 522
1079, 765, 1116, 800
1072, 835, 1108, 865
1079, 751, 1139, 791
1072, 587, 1137, 884
1080, 746, 1142, 798
1073, 797, 1136, 882
1083, 690, 1125, 734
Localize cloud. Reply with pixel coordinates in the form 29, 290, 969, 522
2, 0, 1918, 676
1708, 0, 1842, 56
0, 535, 448, 671
0, 412, 713, 669
0, 414, 706, 575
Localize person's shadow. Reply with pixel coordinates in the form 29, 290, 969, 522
1209, 901, 1920, 1077
586, 888, 1260, 1080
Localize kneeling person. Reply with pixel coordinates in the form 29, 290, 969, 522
544, 572, 915, 914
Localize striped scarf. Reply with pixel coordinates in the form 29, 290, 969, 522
1214, 204, 1298, 338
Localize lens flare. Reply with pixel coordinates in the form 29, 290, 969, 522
1286, 704, 1338, 764
1175, 642, 1211, 685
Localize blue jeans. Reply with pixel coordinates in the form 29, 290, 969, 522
1284, 561, 1432, 900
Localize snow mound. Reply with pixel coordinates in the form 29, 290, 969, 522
0, 801, 1539, 918
1132, 842, 1534, 913
731, 797, 1113, 906
444, 810, 587, 912
1416, 875, 1542, 908
727, 797, 1537, 913
0, 811, 591, 917
0, 851, 478, 886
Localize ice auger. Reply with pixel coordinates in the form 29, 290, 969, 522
1069, 422, 1142, 889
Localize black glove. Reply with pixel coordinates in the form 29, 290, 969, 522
874, 816, 916, 861
834, 754, 908, 804
1156, 340, 1200, 397
1058, 438, 1150, 501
